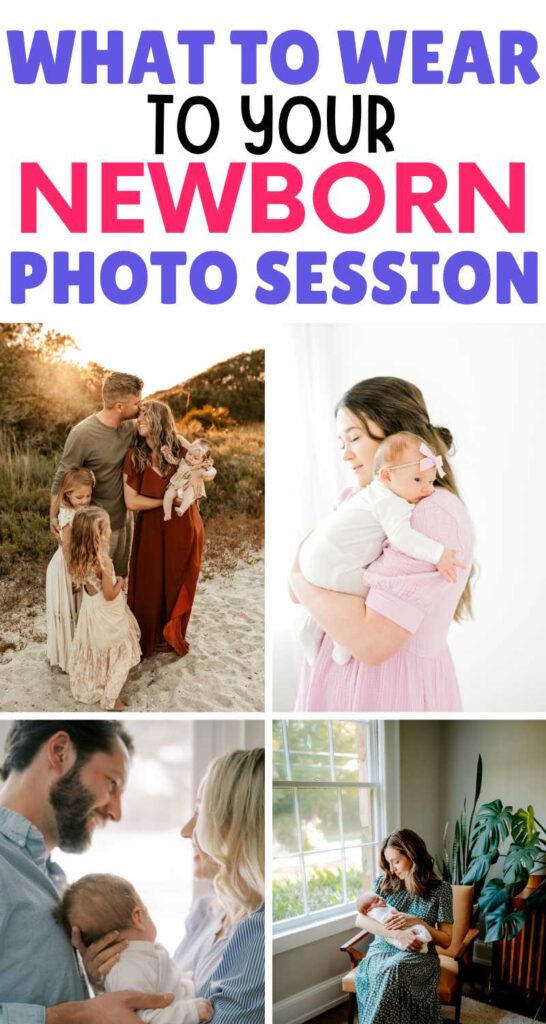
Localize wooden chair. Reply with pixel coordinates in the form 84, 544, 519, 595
340, 885, 479, 1024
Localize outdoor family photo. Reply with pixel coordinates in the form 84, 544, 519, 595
271, 323, 546, 713
0, 322, 264, 711
0, 718, 265, 1022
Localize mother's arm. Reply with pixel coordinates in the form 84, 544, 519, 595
123, 474, 163, 512
290, 559, 410, 666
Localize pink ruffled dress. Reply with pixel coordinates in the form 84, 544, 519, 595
296, 487, 474, 712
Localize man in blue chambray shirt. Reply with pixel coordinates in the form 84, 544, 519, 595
0, 722, 174, 1024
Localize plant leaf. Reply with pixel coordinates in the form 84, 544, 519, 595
462, 855, 495, 885
479, 878, 509, 915
484, 907, 526, 943
511, 807, 538, 848
503, 843, 541, 885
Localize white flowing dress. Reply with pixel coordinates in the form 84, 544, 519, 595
68, 558, 141, 709
46, 505, 79, 672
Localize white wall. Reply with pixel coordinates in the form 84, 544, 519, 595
270, 323, 546, 711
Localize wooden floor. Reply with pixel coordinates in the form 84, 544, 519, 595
308, 993, 546, 1024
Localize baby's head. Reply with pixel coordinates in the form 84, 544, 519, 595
58, 467, 95, 510
186, 440, 211, 468
374, 432, 444, 504
53, 873, 156, 945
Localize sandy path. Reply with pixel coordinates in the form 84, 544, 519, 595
0, 558, 264, 712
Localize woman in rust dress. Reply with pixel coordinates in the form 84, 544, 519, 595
123, 400, 204, 657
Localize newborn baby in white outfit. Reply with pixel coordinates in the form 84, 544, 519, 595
299, 431, 463, 665
357, 892, 431, 953
54, 873, 213, 1023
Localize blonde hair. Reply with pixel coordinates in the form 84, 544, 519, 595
68, 506, 111, 586
57, 467, 95, 509
373, 431, 432, 476
53, 873, 144, 944
102, 372, 143, 409
196, 748, 264, 923
131, 400, 184, 475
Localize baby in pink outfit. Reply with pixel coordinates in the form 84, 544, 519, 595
162, 440, 216, 522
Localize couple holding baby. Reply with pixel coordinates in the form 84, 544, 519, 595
0, 721, 264, 1023
47, 371, 214, 708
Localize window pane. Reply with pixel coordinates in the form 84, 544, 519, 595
273, 857, 305, 922
304, 849, 344, 912
273, 788, 299, 855
341, 787, 373, 846
298, 788, 340, 851
333, 721, 369, 781
272, 721, 286, 781
286, 721, 331, 781
345, 846, 376, 901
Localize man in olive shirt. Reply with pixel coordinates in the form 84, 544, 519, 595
50, 372, 143, 576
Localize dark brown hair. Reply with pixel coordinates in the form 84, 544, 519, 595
378, 829, 442, 898
53, 873, 144, 944
336, 376, 472, 621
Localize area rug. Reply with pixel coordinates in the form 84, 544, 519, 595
444, 997, 533, 1023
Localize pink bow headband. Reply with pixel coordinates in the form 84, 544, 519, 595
418, 442, 445, 478
386, 442, 445, 478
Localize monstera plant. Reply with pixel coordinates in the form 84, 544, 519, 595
438, 757, 546, 941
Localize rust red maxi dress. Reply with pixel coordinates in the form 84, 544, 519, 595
123, 450, 204, 658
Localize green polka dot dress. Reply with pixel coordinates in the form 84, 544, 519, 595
354, 876, 453, 1024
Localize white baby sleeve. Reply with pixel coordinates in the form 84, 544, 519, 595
139, 999, 200, 1024
369, 485, 444, 565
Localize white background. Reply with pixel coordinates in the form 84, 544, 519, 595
270, 324, 546, 712
0, 0, 544, 323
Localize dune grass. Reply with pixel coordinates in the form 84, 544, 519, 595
0, 423, 264, 589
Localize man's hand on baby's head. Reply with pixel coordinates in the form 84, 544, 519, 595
437, 547, 465, 583
71, 926, 128, 986
197, 998, 214, 1022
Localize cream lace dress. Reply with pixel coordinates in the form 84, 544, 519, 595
68, 556, 141, 709
46, 505, 79, 672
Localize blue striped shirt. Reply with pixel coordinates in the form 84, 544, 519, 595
0, 807, 88, 1024
204, 906, 264, 1024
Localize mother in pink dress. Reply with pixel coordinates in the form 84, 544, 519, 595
291, 377, 474, 713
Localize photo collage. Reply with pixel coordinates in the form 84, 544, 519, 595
1, 320, 545, 1024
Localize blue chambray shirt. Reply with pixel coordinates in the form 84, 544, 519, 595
0, 807, 88, 1024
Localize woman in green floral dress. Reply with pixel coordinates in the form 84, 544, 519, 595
354, 830, 453, 1024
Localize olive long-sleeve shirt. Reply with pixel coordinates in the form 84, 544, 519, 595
51, 415, 136, 530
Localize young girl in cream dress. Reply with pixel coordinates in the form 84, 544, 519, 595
67, 505, 141, 710
46, 467, 95, 672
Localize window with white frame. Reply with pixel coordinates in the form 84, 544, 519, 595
273, 720, 386, 931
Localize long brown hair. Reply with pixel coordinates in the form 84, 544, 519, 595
68, 506, 111, 586
379, 829, 442, 898
131, 400, 183, 475
336, 376, 473, 621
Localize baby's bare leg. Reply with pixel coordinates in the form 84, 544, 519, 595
175, 486, 197, 517
163, 485, 176, 521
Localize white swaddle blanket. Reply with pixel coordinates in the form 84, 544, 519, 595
368, 906, 431, 953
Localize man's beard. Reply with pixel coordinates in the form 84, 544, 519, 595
49, 763, 98, 853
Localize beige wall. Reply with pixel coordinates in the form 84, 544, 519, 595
274, 719, 546, 1006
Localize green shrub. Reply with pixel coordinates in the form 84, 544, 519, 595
273, 866, 364, 923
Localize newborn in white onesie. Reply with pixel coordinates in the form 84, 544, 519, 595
299, 431, 462, 664
367, 906, 431, 953
54, 873, 213, 1024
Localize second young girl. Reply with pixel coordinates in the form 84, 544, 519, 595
46, 467, 94, 672
68, 505, 141, 710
